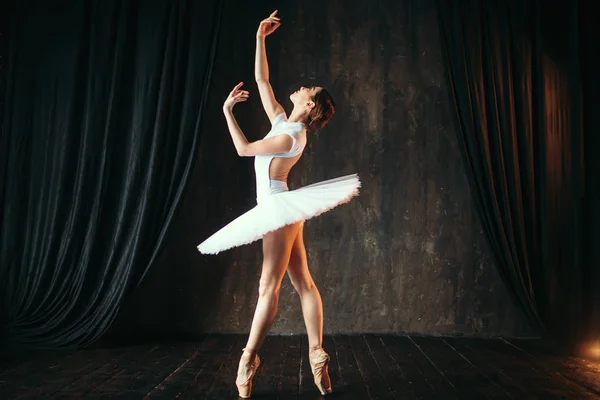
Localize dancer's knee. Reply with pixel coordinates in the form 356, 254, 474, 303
289, 273, 315, 296
258, 276, 282, 298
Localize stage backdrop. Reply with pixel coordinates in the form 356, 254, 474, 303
0, 0, 222, 348
436, 0, 600, 349
108, 0, 534, 340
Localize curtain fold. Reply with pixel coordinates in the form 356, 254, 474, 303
437, 0, 599, 347
0, 0, 222, 348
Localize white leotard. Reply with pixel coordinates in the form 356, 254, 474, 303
254, 113, 306, 203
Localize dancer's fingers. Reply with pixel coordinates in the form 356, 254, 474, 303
231, 82, 244, 93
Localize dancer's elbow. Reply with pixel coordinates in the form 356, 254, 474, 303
237, 146, 250, 157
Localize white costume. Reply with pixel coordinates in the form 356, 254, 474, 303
197, 113, 360, 254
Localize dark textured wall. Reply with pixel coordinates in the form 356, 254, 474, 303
109, 0, 534, 339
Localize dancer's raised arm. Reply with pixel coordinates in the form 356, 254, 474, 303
255, 10, 285, 122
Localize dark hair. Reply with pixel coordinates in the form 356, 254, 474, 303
306, 88, 335, 132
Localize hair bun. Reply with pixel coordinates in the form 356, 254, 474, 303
307, 89, 335, 133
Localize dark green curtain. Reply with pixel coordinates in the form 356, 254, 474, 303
0, 0, 222, 349
437, 0, 600, 347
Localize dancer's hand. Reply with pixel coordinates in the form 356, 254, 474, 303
257, 10, 280, 38
223, 82, 249, 111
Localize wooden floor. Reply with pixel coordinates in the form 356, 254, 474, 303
2, 335, 600, 399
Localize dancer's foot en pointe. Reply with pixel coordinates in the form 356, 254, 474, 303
236, 348, 261, 398
309, 347, 332, 395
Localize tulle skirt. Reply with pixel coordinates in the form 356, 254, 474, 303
197, 173, 361, 255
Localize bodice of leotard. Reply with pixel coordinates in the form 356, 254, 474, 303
254, 113, 306, 202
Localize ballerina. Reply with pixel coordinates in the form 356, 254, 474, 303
197, 10, 360, 398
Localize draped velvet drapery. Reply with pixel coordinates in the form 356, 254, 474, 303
0, 0, 222, 348
437, 0, 600, 348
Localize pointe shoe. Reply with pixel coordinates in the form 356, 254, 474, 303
236, 348, 261, 398
309, 347, 332, 395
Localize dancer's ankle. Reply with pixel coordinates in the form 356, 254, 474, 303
242, 347, 257, 360
309, 345, 323, 353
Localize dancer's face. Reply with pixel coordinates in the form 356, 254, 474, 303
290, 86, 322, 110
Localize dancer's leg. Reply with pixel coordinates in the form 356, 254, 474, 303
236, 222, 301, 398
286, 221, 332, 395
286, 221, 324, 350
243, 222, 300, 354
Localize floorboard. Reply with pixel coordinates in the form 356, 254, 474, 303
2, 335, 600, 399
442, 337, 530, 399
506, 338, 600, 398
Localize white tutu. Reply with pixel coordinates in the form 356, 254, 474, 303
197, 173, 360, 254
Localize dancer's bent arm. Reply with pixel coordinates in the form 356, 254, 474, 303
223, 82, 293, 157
